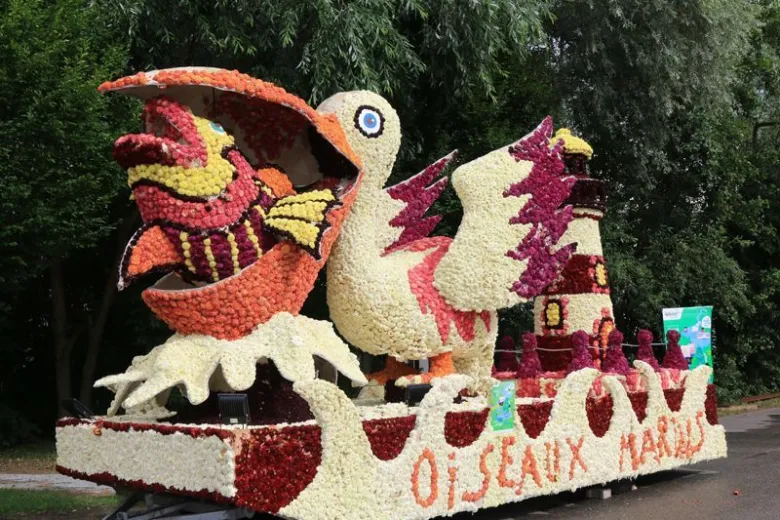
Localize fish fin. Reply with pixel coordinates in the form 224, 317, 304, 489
256, 166, 296, 197
264, 189, 340, 258
118, 225, 182, 290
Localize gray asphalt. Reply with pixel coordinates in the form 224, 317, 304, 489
460, 407, 780, 520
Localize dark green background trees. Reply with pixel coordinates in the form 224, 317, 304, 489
1, 0, 778, 442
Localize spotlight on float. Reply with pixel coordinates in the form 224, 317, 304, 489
60, 399, 94, 419
218, 394, 250, 425
404, 384, 432, 407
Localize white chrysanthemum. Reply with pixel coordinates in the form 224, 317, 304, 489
95, 313, 367, 414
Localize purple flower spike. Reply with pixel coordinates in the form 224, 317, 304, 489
568, 330, 594, 372
636, 329, 660, 371
662, 329, 689, 371
602, 329, 630, 375
516, 333, 543, 378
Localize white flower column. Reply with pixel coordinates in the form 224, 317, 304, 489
534, 129, 615, 370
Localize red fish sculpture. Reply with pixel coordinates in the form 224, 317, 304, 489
116, 96, 339, 287
101, 68, 362, 340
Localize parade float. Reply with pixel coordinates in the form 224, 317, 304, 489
55, 68, 727, 520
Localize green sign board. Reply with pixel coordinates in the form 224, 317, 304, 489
490, 381, 516, 431
662, 306, 713, 382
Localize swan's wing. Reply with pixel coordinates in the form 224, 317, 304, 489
434, 117, 577, 311
382, 152, 455, 254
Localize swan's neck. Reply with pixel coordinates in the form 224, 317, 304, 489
333, 175, 400, 264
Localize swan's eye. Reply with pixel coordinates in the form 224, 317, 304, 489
209, 121, 226, 134
354, 106, 384, 138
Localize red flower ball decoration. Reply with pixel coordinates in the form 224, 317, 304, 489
494, 336, 520, 373
662, 329, 689, 370
636, 329, 660, 371
517, 333, 543, 379
568, 330, 594, 372
444, 409, 489, 448
602, 329, 629, 375
536, 335, 573, 371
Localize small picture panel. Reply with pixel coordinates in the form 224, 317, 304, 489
490, 381, 516, 431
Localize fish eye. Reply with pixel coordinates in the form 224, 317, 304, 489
354, 106, 384, 138
209, 121, 226, 134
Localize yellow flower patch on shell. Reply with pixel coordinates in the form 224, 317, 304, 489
126, 117, 236, 198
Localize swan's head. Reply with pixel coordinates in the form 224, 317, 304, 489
317, 91, 401, 190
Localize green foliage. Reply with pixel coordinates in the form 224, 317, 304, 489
0, 0, 779, 436
0, 0, 136, 290
0, 489, 119, 516
0, 403, 40, 449
98, 0, 551, 103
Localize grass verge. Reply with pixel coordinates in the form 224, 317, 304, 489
0, 489, 119, 516
0, 442, 56, 473
719, 397, 780, 417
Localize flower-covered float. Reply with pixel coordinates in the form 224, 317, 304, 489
55, 68, 726, 520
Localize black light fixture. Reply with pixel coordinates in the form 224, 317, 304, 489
218, 393, 250, 425
60, 398, 94, 419
404, 384, 432, 406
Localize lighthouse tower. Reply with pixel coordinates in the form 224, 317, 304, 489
534, 129, 615, 371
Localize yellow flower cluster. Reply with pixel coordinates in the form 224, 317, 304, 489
267, 219, 320, 249
545, 302, 561, 327
179, 231, 196, 273
278, 190, 336, 205
595, 262, 608, 286
227, 232, 241, 274
203, 237, 219, 281
126, 118, 235, 197
550, 128, 593, 159
243, 220, 262, 255
264, 190, 336, 249
269, 201, 329, 223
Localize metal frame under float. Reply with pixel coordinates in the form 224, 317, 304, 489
103, 491, 254, 520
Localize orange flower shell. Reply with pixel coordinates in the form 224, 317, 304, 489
142, 185, 359, 340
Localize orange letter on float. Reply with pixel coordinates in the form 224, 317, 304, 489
447, 453, 457, 510
619, 433, 638, 471
567, 437, 587, 479
656, 416, 672, 459
639, 428, 659, 465
672, 417, 688, 458
520, 445, 544, 490
687, 411, 706, 457
462, 444, 494, 503
412, 448, 439, 508
497, 436, 520, 493
545, 441, 561, 483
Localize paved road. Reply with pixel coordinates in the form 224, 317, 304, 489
459, 408, 780, 520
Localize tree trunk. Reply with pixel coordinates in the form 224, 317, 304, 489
79, 213, 139, 407
51, 258, 72, 417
